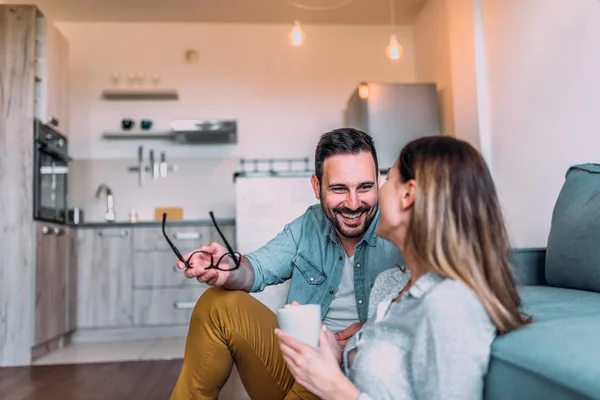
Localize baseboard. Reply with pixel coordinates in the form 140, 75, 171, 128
71, 325, 190, 343
31, 332, 73, 361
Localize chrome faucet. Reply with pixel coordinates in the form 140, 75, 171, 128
95, 183, 115, 222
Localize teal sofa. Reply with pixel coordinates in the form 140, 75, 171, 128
485, 164, 600, 400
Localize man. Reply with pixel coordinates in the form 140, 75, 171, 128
171, 128, 403, 400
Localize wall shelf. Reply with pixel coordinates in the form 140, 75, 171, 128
101, 89, 179, 100
102, 131, 174, 140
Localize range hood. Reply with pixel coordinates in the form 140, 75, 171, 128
170, 119, 237, 144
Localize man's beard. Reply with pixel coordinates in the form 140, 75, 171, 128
321, 202, 377, 239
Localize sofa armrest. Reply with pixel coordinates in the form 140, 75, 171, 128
510, 248, 547, 286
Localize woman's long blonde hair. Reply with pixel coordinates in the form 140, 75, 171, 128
399, 136, 530, 334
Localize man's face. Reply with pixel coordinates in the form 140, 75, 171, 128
311, 152, 379, 239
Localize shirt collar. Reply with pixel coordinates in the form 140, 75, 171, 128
407, 272, 444, 298
326, 206, 380, 247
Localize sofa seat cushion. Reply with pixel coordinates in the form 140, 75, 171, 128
484, 285, 600, 399
486, 315, 600, 400
518, 285, 600, 322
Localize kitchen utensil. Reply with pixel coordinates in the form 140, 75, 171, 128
141, 119, 153, 130
67, 207, 84, 224
121, 118, 135, 130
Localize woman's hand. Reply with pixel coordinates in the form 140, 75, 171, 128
275, 327, 360, 400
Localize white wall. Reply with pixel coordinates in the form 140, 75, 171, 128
59, 22, 416, 220
413, 0, 454, 136
58, 22, 416, 161
68, 158, 238, 221
481, 0, 600, 247
446, 0, 479, 148
413, 0, 479, 148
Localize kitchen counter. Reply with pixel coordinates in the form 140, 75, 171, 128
70, 218, 236, 228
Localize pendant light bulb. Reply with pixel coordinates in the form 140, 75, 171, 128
386, 34, 403, 60
289, 20, 305, 46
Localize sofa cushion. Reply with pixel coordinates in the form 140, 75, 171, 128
484, 285, 600, 399
546, 163, 600, 292
518, 285, 600, 322
485, 316, 600, 400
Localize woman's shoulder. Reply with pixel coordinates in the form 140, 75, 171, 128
368, 267, 410, 315
372, 267, 409, 293
423, 279, 495, 332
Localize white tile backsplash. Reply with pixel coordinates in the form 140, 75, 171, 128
68, 157, 238, 222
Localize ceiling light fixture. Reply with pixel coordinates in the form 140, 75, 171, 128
358, 83, 369, 99
286, 0, 354, 11
289, 20, 305, 46
386, 0, 403, 61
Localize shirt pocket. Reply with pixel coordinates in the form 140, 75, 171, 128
292, 252, 327, 285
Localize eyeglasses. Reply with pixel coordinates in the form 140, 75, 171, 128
162, 211, 242, 271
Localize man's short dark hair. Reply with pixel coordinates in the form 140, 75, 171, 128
314, 128, 378, 183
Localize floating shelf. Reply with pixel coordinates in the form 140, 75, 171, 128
101, 89, 179, 101
102, 131, 174, 140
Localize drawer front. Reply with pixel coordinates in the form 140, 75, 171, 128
133, 286, 208, 326
133, 226, 209, 252
133, 252, 197, 288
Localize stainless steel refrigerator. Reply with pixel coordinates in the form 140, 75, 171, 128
344, 82, 441, 169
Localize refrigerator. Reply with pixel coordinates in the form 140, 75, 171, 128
344, 82, 441, 169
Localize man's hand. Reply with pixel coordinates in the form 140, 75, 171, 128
334, 322, 364, 347
178, 242, 232, 287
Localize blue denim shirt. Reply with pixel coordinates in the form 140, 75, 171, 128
245, 204, 404, 322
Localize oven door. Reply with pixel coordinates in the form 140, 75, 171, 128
34, 148, 69, 222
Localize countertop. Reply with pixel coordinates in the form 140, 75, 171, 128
66, 218, 236, 229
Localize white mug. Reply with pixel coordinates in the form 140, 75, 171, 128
276, 304, 321, 348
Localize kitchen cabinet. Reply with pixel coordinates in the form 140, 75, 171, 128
74, 222, 236, 340
131, 224, 236, 326
77, 227, 133, 329
0, 4, 70, 366
33, 222, 69, 346
66, 227, 78, 332
34, 11, 69, 135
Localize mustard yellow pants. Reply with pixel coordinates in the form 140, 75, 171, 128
170, 287, 321, 400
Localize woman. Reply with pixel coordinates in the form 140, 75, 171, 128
275, 136, 530, 400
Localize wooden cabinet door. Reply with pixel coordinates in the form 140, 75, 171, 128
77, 228, 133, 329
37, 15, 68, 134
66, 227, 77, 333
54, 26, 68, 135
34, 222, 68, 346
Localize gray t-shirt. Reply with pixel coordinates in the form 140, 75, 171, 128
344, 268, 497, 400
322, 255, 360, 332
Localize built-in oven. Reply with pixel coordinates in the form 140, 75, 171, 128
33, 119, 71, 223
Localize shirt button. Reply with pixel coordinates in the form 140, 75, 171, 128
329, 290, 334, 295
358, 300, 363, 305
339, 256, 343, 261
310, 277, 315, 282
356, 263, 360, 268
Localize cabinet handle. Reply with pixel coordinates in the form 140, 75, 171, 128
173, 301, 195, 310
173, 232, 201, 240
41, 225, 52, 235
53, 227, 63, 236
98, 230, 128, 238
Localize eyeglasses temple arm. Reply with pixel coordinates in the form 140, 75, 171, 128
162, 213, 186, 262
209, 211, 238, 262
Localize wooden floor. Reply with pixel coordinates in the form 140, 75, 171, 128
0, 359, 183, 400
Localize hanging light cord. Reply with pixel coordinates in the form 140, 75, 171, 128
389, 0, 396, 33
286, 0, 354, 11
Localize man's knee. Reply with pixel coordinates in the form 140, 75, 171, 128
190, 286, 251, 326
